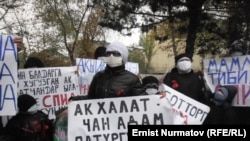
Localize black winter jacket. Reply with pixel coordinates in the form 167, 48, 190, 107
2, 111, 54, 141
203, 85, 240, 125
87, 65, 145, 99
163, 68, 207, 104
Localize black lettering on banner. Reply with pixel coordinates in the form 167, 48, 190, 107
109, 101, 117, 113
83, 119, 91, 131
83, 117, 110, 132
120, 100, 128, 113
18, 71, 26, 80
23, 81, 28, 87
93, 118, 101, 131
64, 76, 72, 83
117, 116, 126, 129
74, 103, 93, 116
84, 103, 93, 115
169, 95, 208, 122
64, 83, 76, 92
131, 99, 140, 112
31, 85, 59, 95
83, 132, 127, 141
154, 113, 164, 124
29, 69, 62, 79
128, 115, 138, 125
97, 102, 106, 114
140, 98, 150, 111
18, 89, 29, 95
75, 136, 82, 141
142, 114, 150, 125
102, 117, 110, 130
75, 104, 83, 115
93, 134, 102, 141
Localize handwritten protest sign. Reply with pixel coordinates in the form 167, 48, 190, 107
0, 35, 18, 116
76, 58, 139, 95
159, 84, 210, 124
68, 95, 183, 141
17, 66, 79, 118
203, 55, 250, 106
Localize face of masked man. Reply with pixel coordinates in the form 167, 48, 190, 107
104, 51, 123, 68
146, 88, 158, 95
176, 57, 192, 73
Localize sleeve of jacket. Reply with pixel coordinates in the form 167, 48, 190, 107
196, 72, 208, 104
163, 72, 172, 87
87, 72, 100, 99
131, 75, 147, 96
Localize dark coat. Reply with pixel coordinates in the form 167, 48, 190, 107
163, 68, 207, 104
203, 85, 240, 125
87, 65, 145, 99
2, 111, 53, 141
203, 103, 240, 125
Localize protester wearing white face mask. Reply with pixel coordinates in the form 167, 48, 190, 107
163, 53, 208, 105
142, 76, 160, 95
87, 41, 146, 99
176, 57, 192, 74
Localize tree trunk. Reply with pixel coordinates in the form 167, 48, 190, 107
185, 0, 206, 57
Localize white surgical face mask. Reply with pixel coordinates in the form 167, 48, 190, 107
104, 55, 123, 68
146, 88, 158, 95
27, 104, 39, 114
176, 60, 192, 73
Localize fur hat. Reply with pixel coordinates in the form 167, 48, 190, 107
18, 94, 37, 112
24, 57, 44, 68
142, 76, 159, 89
174, 53, 193, 64
106, 41, 128, 63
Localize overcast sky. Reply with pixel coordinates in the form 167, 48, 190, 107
105, 28, 141, 47
0, 1, 142, 48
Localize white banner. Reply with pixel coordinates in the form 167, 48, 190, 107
0, 35, 18, 116
68, 95, 184, 141
203, 55, 250, 106
159, 84, 210, 124
17, 66, 79, 118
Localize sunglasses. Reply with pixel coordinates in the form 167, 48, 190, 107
106, 51, 121, 57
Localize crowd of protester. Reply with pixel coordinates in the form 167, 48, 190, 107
0, 37, 249, 141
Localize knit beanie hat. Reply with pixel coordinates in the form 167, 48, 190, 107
18, 94, 37, 112
222, 85, 237, 103
174, 53, 193, 65
94, 46, 106, 59
142, 76, 159, 89
214, 87, 228, 106
106, 41, 128, 63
